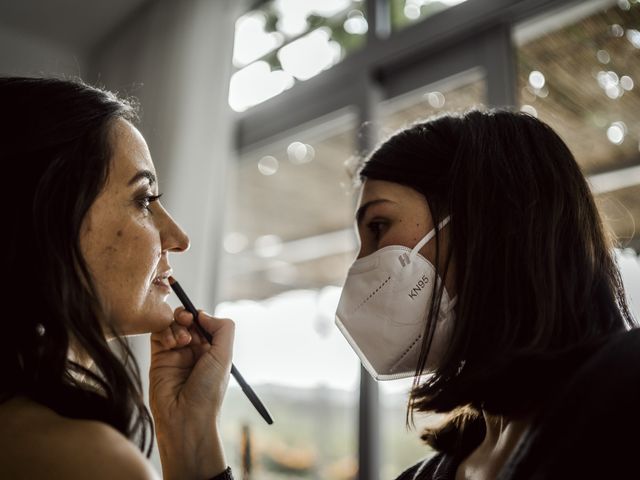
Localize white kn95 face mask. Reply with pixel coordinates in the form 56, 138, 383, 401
335, 216, 456, 381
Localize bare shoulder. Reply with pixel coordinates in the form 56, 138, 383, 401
0, 396, 159, 480
60, 419, 159, 479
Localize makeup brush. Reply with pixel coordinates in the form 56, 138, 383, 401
168, 276, 273, 425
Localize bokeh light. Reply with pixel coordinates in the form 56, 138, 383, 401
254, 234, 284, 258
528, 70, 546, 89
607, 121, 627, 145
258, 155, 280, 175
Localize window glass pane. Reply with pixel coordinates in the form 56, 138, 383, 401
516, 1, 640, 250
378, 72, 487, 476
216, 115, 361, 479
381, 71, 485, 135
390, 0, 469, 31
230, 0, 368, 112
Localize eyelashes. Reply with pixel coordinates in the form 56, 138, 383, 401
137, 193, 163, 212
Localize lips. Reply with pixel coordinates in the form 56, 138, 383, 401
152, 269, 172, 288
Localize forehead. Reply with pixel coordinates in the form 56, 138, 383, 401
108, 119, 155, 184
358, 178, 425, 206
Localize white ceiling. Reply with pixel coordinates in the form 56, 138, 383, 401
0, 0, 151, 52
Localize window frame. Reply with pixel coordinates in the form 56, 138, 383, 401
228, 1, 601, 478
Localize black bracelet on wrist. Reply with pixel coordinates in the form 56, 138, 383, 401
207, 466, 233, 480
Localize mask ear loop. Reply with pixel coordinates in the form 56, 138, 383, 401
409, 216, 451, 260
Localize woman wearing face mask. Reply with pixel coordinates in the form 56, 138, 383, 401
0, 77, 234, 480
336, 110, 640, 479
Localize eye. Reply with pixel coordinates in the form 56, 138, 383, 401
137, 193, 163, 213
367, 220, 387, 239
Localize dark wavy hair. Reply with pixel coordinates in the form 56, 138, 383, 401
360, 109, 636, 456
0, 77, 153, 456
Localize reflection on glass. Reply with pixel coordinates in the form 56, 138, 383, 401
221, 119, 357, 300
379, 72, 486, 476
516, 1, 640, 248
230, 0, 368, 111
390, 0, 468, 31
217, 116, 360, 479
381, 73, 485, 136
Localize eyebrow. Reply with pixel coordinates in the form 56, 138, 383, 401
128, 169, 156, 187
356, 199, 396, 224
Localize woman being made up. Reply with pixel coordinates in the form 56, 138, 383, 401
0, 77, 234, 480
335, 110, 640, 479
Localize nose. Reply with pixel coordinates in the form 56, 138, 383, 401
355, 231, 367, 259
160, 209, 190, 253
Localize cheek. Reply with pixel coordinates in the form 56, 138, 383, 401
98, 228, 165, 326
112, 226, 160, 280
406, 216, 430, 242
88, 224, 160, 296
382, 219, 429, 249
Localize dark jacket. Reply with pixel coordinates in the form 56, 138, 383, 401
394, 328, 640, 480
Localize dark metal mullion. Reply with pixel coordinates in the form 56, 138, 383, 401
366, 0, 391, 42
355, 73, 383, 480
483, 23, 517, 108
358, 365, 380, 480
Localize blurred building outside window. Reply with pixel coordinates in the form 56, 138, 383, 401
515, 0, 640, 315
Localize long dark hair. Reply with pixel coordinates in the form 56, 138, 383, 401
0, 77, 153, 456
360, 109, 636, 455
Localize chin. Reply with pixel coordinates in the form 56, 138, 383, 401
116, 302, 175, 336
147, 304, 175, 332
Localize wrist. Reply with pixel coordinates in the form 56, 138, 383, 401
157, 426, 227, 480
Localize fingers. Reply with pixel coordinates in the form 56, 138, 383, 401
197, 312, 235, 360
174, 307, 208, 339
151, 321, 192, 351
171, 322, 192, 345
173, 307, 208, 345
173, 307, 218, 345
173, 306, 191, 326
151, 308, 234, 353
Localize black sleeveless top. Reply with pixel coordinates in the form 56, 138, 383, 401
393, 328, 640, 480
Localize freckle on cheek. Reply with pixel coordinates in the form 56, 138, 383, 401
117, 230, 123, 237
